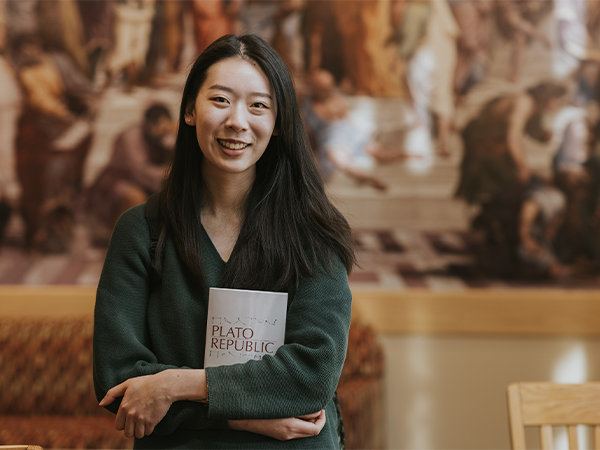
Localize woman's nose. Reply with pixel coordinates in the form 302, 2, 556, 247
226, 104, 248, 132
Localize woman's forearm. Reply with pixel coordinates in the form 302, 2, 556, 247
228, 410, 326, 441
99, 369, 209, 439
164, 369, 209, 403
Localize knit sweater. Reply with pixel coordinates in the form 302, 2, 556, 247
93, 204, 352, 449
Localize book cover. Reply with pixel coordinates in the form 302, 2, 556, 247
204, 287, 288, 367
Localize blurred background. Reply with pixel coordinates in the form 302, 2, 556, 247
2, 0, 600, 449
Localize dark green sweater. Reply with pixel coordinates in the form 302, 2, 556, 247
93, 204, 352, 449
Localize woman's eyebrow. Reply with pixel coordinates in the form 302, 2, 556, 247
208, 84, 272, 99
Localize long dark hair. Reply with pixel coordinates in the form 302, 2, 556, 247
156, 34, 355, 292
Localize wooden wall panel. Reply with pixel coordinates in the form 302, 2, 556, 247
0, 285, 96, 317
2, 286, 600, 336
352, 289, 600, 336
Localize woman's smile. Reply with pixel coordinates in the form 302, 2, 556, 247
217, 138, 250, 152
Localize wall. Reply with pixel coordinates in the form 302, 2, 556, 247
351, 289, 600, 449
382, 334, 600, 449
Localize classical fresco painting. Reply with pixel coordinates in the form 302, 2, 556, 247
0, 0, 599, 289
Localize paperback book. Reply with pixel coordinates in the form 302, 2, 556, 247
204, 287, 288, 367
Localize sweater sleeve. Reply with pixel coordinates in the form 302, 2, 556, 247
204, 257, 352, 420
92, 205, 229, 435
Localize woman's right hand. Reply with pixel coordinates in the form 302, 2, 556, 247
228, 410, 326, 441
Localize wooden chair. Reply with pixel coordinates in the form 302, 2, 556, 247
507, 382, 600, 449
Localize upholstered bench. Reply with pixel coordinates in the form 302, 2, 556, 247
0, 316, 384, 449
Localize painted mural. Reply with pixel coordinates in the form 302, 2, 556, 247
0, 0, 599, 288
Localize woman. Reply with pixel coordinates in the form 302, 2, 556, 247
93, 35, 355, 448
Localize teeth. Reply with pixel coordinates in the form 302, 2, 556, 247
218, 139, 248, 150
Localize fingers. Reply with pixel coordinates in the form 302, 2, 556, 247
110, 375, 170, 440
116, 406, 153, 439
134, 421, 146, 440
313, 409, 327, 433
124, 414, 136, 439
115, 406, 126, 431
122, 416, 145, 439
229, 413, 327, 441
288, 411, 326, 438
100, 382, 128, 406
297, 411, 322, 420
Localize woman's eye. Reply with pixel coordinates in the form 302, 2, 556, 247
212, 97, 228, 103
252, 102, 267, 108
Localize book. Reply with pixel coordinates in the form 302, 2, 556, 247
204, 287, 288, 367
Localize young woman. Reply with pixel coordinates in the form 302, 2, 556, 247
93, 34, 355, 449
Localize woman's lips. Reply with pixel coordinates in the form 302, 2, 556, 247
218, 139, 249, 150
217, 139, 250, 155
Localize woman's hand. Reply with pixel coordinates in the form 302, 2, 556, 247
99, 369, 208, 439
99, 372, 175, 439
228, 410, 326, 441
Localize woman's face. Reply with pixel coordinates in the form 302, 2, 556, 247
186, 57, 278, 180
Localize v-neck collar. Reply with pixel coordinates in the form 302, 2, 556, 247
200, 223, 229, 265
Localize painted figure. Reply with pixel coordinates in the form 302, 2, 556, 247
302, 0, 345, 84
456, 82, 568, 277
75, 0, 114, 80
551, 62, 600, 263
450, 0, 492, 97
142, 0, 185, 83
304, 70, 408, 190
0, 0, 22, 243
107, 0, 156, 90
333, 0, 404, 97
271, 0, 306, 77
84, 103, 175, 242
192, 0, 239, 55
13, 35, 96, 252
160, 0, 184, 73
237, 0, 279, 44
37, 0, 89, 76
494, 0, 552, 83
401, 0, 459, 157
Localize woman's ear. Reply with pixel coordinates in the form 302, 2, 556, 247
185, 103, 196, 126
272, 127, 279, 136
185, 114, 196, 126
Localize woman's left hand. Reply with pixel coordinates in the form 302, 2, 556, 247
228, 410, 327, 440
99, 372, 174, 439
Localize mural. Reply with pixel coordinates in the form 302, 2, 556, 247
0, 0, 599, 289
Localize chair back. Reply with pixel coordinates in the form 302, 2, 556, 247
507, 382, 600, 450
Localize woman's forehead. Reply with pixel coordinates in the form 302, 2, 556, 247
201, 57, 275, 97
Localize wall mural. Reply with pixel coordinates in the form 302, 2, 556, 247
0, 0, 599, 289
